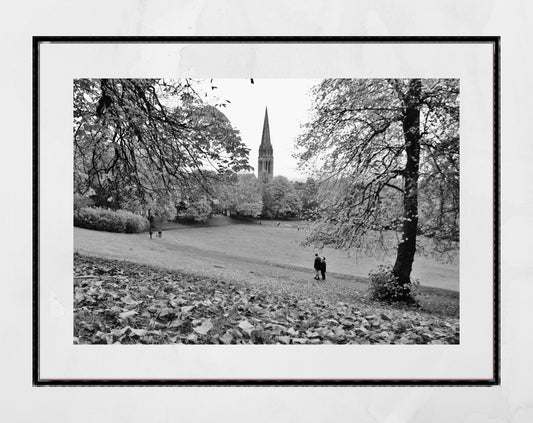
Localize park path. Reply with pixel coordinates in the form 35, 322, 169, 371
74, 227, 370, 303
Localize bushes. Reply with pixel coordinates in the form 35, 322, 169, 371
74, 207, 149, 233
368, 265, 420, 303
74, 193, 94, 211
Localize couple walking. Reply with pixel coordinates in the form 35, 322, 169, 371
313, 253, 327, 281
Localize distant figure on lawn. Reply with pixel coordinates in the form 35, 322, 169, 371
313, 253, 322, 280
320, 257, 327, 281
149, 230, 153, 239
157, 229, 162, 238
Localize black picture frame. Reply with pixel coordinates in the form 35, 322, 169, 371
33, 36, 500, 386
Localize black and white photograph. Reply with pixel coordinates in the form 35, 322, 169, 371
72, 77, 460, 346
35, 38, 497, 385
6, 0, 533, 419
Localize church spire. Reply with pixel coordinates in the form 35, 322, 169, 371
258, 107, 274, 178
259, 107, 272, 153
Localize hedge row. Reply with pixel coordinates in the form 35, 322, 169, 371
74, 207, 150, 233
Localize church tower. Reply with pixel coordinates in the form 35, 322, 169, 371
258, 107, 274, 178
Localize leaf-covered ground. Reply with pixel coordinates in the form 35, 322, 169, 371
74, 254, 459, 345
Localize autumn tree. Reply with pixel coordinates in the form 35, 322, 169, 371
73, 79, 251, 210
295, 78, 459, 299
299, 177, 320, 219
261, 176, 302, 219
220, 173, 263, 218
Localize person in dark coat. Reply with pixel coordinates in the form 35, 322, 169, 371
320, 257, 327, 280
313, 253, 322, 280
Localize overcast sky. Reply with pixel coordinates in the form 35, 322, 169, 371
199, 79, 320, 181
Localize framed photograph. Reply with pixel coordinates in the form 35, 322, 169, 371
34, 36, 499, 385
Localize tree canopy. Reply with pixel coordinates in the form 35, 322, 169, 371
260, 176, 302, 219
220, 173, 263, 218
73, 79, 252, 208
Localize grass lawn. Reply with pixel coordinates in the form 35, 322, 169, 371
74, 218, 459, 318
74, 220, 459, 344
75, 216, 459, 291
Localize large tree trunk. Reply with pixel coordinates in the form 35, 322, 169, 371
393, 79, 422, 287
